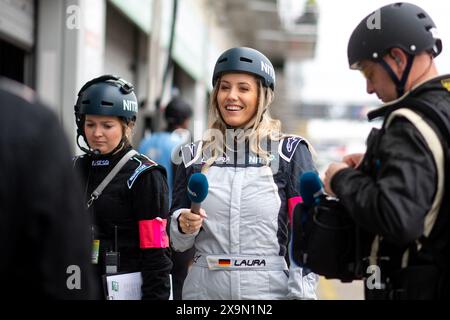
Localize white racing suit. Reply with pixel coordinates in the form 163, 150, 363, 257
170, 136, 319, 299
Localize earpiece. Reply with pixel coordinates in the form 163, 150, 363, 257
389, 52, 402, 66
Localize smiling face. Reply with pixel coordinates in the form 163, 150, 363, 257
84, 114, 124, 154
217, 73, 259, 128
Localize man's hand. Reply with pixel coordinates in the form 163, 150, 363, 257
342, 153, 364, 168
324, 162, 349, 196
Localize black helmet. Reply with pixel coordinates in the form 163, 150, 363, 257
212, 47, 275, 90
75, 75, 137, 124
74, 75, 137, 154
347, 2, 442, 69
164, 97, 193, 125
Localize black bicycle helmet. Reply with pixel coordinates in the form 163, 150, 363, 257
347, 2, 442, 69
164, 97, 192, 126
74, 75, 137, 154
212, 47, 275, 90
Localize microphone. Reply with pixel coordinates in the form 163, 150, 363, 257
187, 173, 209, 214
75, 134, 101, 156
291, 171, 325, 268
299, 171, 325, 208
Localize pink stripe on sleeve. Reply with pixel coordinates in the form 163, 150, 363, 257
288, 196, 302, 224
139, 218, 169, 249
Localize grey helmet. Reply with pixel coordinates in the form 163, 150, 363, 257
212, 47, 276, 90
74, 75, 137, 154
348, 2, 442, 69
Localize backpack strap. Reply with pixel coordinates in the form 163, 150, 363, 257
87, 149, 138, 208
386, 108, 445, 237
382, 100, 449, 267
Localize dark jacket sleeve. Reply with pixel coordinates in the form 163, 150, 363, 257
132, 168, 172, 300
331, 118, 437, 245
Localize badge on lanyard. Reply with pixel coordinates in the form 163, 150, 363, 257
92, 239, 100, 264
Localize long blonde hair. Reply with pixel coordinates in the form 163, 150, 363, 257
201, 76, 284, 171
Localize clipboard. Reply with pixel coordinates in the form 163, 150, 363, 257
102, 272, 173, 300
103, 272, 143, 300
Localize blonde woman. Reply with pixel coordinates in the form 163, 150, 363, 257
170, 48, 318, 299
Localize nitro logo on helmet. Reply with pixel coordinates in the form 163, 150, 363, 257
260, 61, 275, 80
429, 27, 440, 40
123, 100, 138, 112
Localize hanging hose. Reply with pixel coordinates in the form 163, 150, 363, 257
154, 0, 178, 132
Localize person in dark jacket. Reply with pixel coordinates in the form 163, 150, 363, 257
0, 77, 98, 299
323, 2, 450, 299
73, 75, 172, 300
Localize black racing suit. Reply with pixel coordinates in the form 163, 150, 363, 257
74, 146, 172, 300
331, 75, 450, 299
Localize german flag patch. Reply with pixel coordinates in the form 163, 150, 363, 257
218, 259, 231, 267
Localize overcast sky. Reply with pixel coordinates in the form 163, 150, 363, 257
300, 0, 450, 105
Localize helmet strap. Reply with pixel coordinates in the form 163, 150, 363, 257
76, 134, 128, 157
76, 134, 100, 156
379, 54, 415, 98
108, 136, 128, 156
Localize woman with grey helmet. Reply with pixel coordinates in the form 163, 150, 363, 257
169, 47, 319, 299
73, 75, 172, 300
